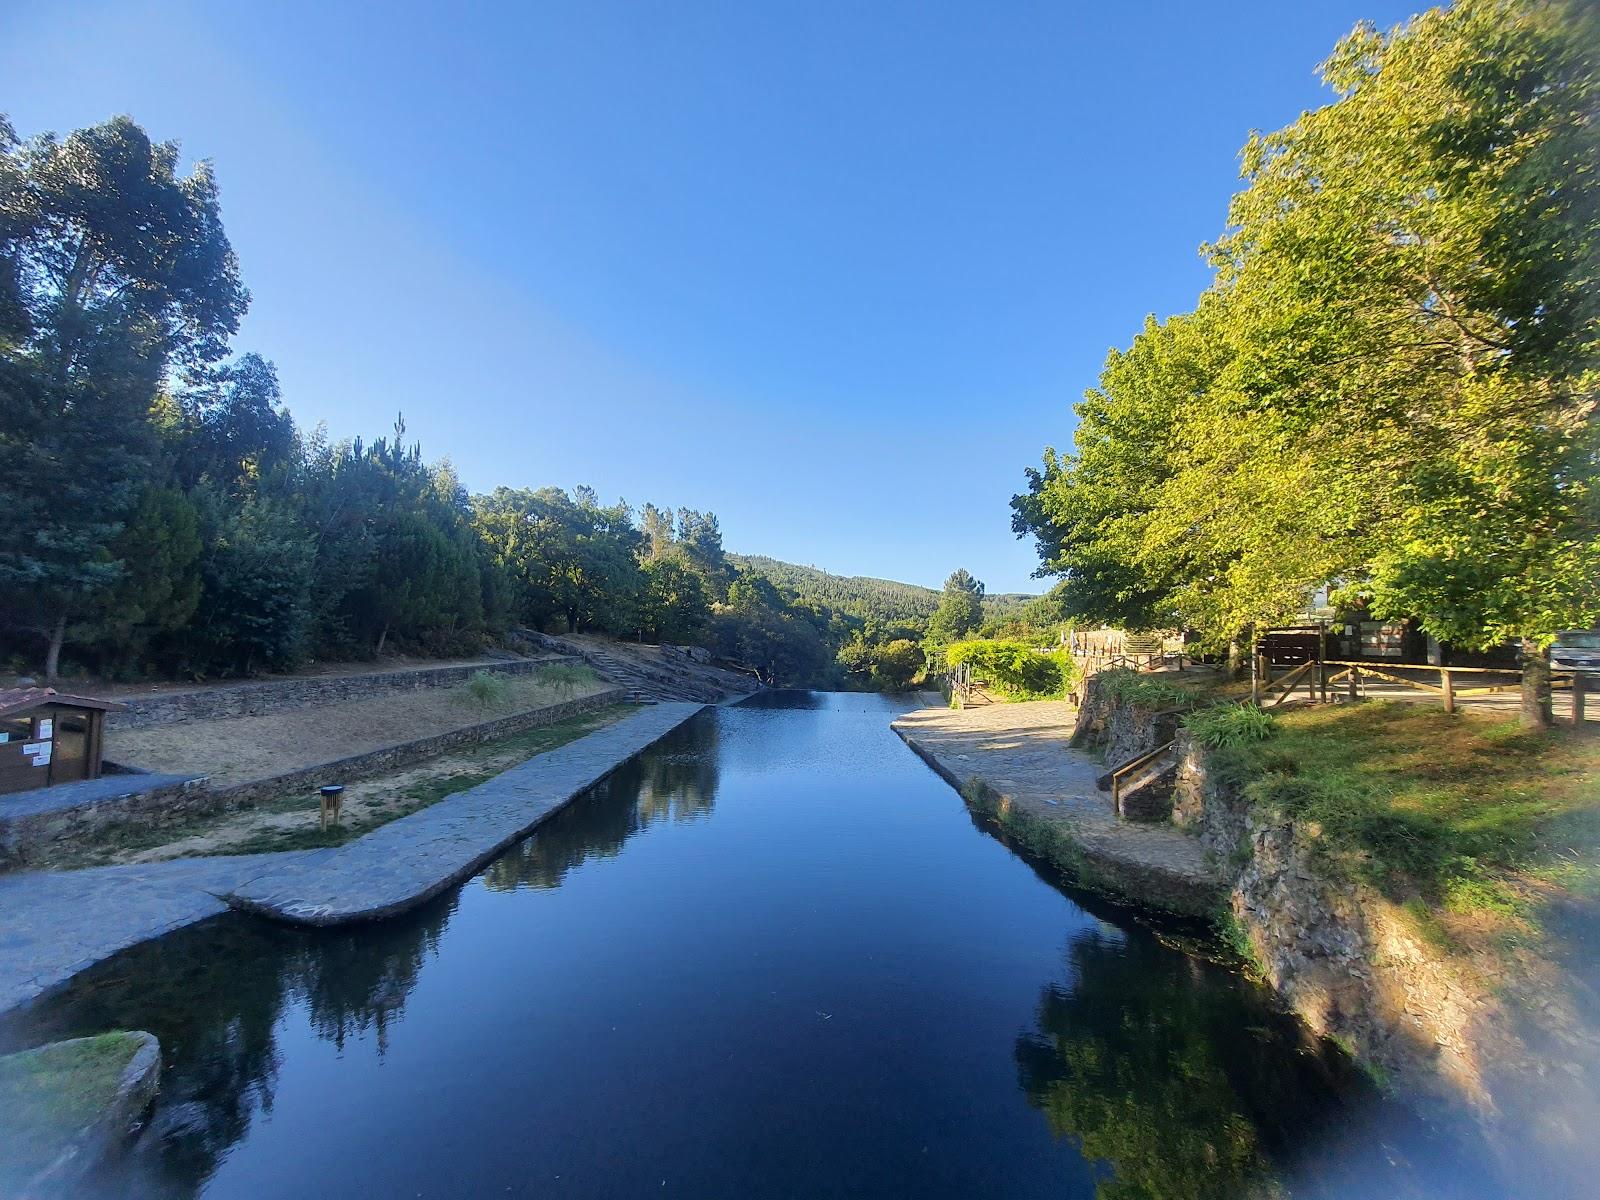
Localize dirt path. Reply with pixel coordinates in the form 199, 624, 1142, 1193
105, 671, 606, 785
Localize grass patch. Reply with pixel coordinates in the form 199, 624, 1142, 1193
1094, 667, 1212, 711
0, 1032, 142, 1189
1184, 703, 1277, 749
1219, 702, 1600, 925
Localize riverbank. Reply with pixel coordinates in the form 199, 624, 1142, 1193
890, 702, 1222, 916
896, 685, 1600, 1193
0, 703, 707, 1016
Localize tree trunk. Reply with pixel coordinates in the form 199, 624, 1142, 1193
1226, 638, 1246, 681
376, 624, 389, 656
44, 612, 67, 682
1521, 639, 1552, 730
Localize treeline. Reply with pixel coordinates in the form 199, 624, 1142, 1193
1011, 0, 1598, 723
0, 113, 982, 689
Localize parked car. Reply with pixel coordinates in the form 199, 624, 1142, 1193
1550, 631, 1600, 674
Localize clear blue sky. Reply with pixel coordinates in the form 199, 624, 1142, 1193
5, 0, 1420, 594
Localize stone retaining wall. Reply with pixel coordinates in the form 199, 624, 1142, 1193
2, 689, 625, 867
1172, 732, 1500, 1119
109, 657, 564, 730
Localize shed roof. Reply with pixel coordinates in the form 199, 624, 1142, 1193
0, 687, 126, 719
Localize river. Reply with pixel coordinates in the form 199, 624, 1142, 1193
0, 692, 1506, 1198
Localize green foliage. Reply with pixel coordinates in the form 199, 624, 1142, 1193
925, 568, 985, 647
1183, 704, 1277, 749
1012, 0, 1600, 657
465, 669, 511, 709
1224, 702, 1600, 921
0, 115, 246, 677
639, 553, 708, 643
538, 661, 594, 700
1093, 668, 1201, 711
946, 639, 1075, 701
728, 554, 941, 625
870, 638, 923, 691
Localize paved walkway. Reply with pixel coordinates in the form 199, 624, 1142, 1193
891, 702, 1222, 915
0, 703, 706, 1015
0, 853, 326, 1016
228, 703, 705, 925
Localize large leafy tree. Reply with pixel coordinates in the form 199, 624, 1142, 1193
1014, 0, 1599, 724
0, 115, 247, 676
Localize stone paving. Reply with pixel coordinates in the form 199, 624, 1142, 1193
0, 703, 706, 1014
228, 702, 706, 925
0, 852, 326, 1016
891, 701, 1223, 914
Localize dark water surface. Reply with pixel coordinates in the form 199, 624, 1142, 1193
3, 692, 1508, 1199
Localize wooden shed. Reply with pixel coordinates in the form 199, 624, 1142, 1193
0, 687, 125, 796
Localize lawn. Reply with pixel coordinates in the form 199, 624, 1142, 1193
1211, 702, 1600, 928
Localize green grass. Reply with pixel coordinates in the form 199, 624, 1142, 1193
1213, 702, 1600, 923
1094, 667, 1213, 711
1183, 703, 1277, 749
0, 1032, 142, 1189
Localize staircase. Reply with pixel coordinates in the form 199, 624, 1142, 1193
513, 633, 760, 705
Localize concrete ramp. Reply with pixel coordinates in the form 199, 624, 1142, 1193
228, 703, 706, 926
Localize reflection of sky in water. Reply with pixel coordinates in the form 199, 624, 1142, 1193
2, 699, 1517, 1199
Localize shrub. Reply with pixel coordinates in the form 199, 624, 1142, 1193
1184, 703, 1277, 749
538, 661, 594, 700
465, 669, 511, 708
946, 639, 1075, 701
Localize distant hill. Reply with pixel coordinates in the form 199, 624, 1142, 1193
728, 555, 1035, 629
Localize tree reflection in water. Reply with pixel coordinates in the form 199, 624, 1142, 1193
0, 902, 453, 1198
1013, 921, 1502, 1200
482, 719, 719, 892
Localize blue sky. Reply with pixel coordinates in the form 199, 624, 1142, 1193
5, 1, 1419, 594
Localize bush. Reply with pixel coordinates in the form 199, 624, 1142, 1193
945, 639, 1075, 701
1184, 703, 1277, 748
538, 661, 594, 700
465, 669, 511, 708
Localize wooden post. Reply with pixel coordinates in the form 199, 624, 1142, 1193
1251, 652, 1261, 705
1347, 665, 1359, 702
1574, 673, 1588, 728
1441, 668, 1455, 715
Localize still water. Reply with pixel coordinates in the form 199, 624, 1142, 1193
3, 693, 1507, 1199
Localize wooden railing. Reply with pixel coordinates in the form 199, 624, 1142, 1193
1108, 739, 1177, 812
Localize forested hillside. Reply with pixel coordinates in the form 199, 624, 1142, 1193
727, 557, 940, 624
0, 113, 1028, 692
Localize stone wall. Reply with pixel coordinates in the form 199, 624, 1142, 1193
1068, 670, 1183, 766
1172, 731, 1498, 1115
108, 657, 563, 731
4, 689, 625, 867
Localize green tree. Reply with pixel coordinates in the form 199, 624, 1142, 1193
0, 115, 247, 677
926, 568, 985, 646
92, 486, 203, 672
871, 639, 923, 691
639, 553, 708, 643
1013, 0, 1600, 725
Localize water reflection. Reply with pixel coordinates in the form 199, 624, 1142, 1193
0, 696, 1528, 1199
482, 719, 718, 892
0, 900, 453, 1198
1014, 922, 1506, 1200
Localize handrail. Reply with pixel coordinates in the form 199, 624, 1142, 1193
1108, 738, 1177, 811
